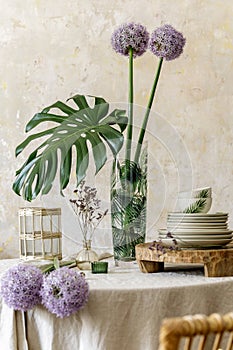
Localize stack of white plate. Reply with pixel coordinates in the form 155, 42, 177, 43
158, 212, 232, 248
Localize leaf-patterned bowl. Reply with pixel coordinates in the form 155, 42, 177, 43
176, 197, 212, 214
178, 187, 211, 199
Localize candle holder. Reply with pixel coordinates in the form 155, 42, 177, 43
19, 207, 62, 261
91, 261, 108, 274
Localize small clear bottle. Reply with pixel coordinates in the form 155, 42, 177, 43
76, 239, 99, 270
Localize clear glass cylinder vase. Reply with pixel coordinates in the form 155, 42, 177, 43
76, 239, 99, 270
110, 143, 148, 264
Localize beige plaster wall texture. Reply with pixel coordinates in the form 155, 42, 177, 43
0, 0, 233, 258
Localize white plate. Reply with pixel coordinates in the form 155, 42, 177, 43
168, 217, 228, 221
167, 228, 232, 234
168, 212, 228, 217
159, 234, 233, 240
167, 221, 227, 228
168, 215, 228, 219
159, 228, 232, 235
159, 237, 232, 248
167, 224, 228, 231
167, 216, 228, 223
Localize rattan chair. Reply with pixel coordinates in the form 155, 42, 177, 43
158, 312, 233, 350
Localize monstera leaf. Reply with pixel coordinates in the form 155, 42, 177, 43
13, 94, 127, 201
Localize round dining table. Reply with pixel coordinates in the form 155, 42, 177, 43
1, 258, 233, 350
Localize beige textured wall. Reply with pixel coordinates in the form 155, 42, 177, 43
0, 0, 233, 258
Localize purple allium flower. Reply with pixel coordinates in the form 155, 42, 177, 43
40, 267, 89, 318
149, 24, 186, 61
0, 264, 43, 311
111, 22, 149, 58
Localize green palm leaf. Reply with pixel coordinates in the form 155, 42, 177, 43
195, 189, 209, 199
13, 94, 127, 201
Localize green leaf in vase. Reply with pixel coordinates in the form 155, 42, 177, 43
13, 95, 127, 201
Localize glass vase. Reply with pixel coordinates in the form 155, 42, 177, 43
76, 239, 99, 270
111, 144, 148, 265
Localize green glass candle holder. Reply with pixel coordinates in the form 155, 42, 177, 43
91, 261, 108, 274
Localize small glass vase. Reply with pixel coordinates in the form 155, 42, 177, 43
76, 239, 99, 270
111, 144, 148, 265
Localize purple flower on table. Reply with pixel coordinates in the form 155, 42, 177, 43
0, 264, 43, 311
40, 267, 89, 318
111, 22, 149, 57
149, 24, 186, 61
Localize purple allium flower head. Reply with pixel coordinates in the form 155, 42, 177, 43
0, 264, 43, 311
149, 24, 186, 61
40, 267, 89, 318
111, 22, 149, 58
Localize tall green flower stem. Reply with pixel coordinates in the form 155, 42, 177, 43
125, 47, 134, 161
134, 57, 164, 164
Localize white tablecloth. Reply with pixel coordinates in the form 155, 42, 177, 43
1, 259, 233, 350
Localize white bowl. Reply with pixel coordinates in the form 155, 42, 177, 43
178, 187, 212, 199
175, 197, 212, 214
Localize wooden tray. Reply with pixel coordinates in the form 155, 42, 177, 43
135, 242, 233, 277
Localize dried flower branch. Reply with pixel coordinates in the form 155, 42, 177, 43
149, 232, 178, 256
69, 181, 108, 241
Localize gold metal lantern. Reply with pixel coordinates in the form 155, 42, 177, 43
19, 207, 62, 260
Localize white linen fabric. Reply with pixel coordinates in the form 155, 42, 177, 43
1, 259, 233, 350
